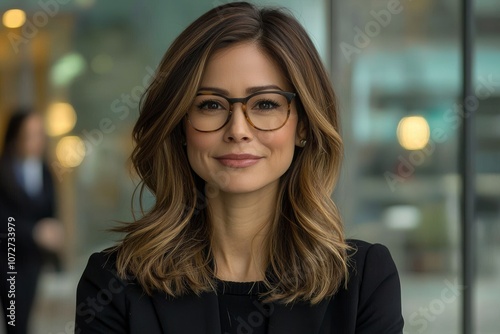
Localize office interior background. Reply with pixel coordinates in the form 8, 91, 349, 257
0, 0, 498, 333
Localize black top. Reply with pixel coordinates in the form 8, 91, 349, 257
75, 239, 404, 333
217, 279, 270, 334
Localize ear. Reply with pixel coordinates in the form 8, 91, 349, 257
295, 120, 307, 147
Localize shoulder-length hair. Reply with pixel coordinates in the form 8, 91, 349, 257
2, 109, 36, 158
114, 1, 349, 305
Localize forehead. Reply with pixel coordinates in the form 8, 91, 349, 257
200, 42, 290, 91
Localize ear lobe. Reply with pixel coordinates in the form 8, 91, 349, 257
295, 120, 307, 146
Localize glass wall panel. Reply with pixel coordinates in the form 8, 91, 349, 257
474, 1, 500, 333
332, 1, 462, 333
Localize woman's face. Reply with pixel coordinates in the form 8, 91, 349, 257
185, 42, 303, 195
18, 114, 46, 159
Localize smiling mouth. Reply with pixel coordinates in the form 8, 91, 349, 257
215, 154, 262, 168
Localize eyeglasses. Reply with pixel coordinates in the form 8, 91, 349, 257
186, 90, 296, 132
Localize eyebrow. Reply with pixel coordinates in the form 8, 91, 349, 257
197, 85, 285, 95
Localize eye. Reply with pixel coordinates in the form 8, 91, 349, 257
254, 99, 281, 110
197, 100, 225, 110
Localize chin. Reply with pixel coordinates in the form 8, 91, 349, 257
216, 179, 280, 196
216, 184, 261, 194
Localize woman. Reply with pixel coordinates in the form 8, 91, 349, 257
76, 2, 404, 333
0, 110, 63, 334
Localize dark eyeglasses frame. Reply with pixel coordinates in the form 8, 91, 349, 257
187, 90, 296, 132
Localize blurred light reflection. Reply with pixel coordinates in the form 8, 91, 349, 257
46, 102, 77, 137
397, 116, 431, 150
50, 53, 87, 86
2, 9, 26, 28
56, 136, 85, 168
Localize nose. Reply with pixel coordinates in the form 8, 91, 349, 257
223, 103, 253, 143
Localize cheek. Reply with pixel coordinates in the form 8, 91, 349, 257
258, 126, 297, 161
185, 128, 215, 172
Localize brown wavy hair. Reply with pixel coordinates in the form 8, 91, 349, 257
113, 1, 349, 305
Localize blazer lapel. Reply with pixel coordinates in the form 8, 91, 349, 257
151, 290, 221, 334
268, 298, 330, 334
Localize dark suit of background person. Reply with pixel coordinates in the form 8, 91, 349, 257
76, 239, 404, 334
0, 111, 62, 334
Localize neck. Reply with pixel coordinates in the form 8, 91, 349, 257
208, 185, 278, 282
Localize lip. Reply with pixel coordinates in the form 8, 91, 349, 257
215, 154, 262, 168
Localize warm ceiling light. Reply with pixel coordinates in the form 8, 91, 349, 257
56, 136, 86, 168
45, 102, 77, 137
2, 9, 26, 28
397, 116, 430, 151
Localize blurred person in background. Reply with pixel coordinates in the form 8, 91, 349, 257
0, 109, 64, 334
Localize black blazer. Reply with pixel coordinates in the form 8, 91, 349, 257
75, 239, 404, 333
0, 156, 56, 262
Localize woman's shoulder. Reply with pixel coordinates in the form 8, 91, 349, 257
340, 239, 404, 331
346, 238, 395, 262
327, 239, 404, 332
78, 247, 134, 291
84, 247, 119, 272
345, 238, 399, 282
76, 249, 157, 332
